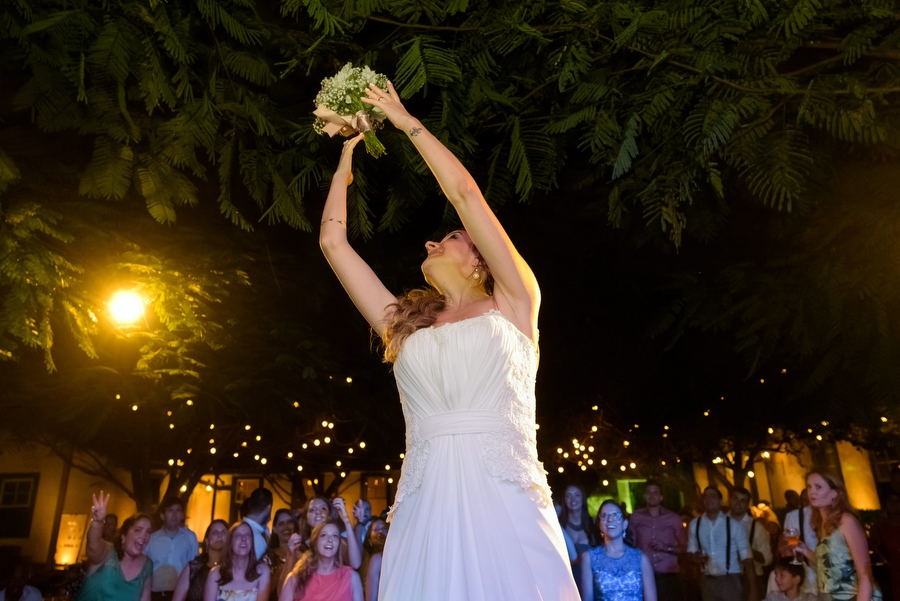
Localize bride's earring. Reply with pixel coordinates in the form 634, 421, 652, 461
473, 266, 480, 280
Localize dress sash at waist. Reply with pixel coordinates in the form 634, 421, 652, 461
418, 410, 503, 440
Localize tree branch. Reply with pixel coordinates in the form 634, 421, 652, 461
366, 15, 478, 32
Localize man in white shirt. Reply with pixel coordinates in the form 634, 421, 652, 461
729, 487, 772, 601
242, 487, 273, 560
145, 498, 199, 601
688, 486, 756, 601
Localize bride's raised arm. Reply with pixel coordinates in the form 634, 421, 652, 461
361, 83, 540, 340
319, 134, 397, 332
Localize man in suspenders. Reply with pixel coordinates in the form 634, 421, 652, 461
688, 486, 755, 601
729, 486, 772, 601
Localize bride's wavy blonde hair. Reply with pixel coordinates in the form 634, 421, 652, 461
381, 236, 493, 363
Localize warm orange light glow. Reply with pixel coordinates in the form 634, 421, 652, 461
109, 290, 144, 324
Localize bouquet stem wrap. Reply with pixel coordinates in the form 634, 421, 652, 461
313, 64, 388, 158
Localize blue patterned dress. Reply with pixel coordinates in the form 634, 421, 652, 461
589, 545, 644, 601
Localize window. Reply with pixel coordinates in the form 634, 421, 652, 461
0, 473, 39, 538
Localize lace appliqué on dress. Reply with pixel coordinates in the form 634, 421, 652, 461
477, 314, 551, 506
388, 311, 550, 520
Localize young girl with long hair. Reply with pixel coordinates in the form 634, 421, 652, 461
278, 521, 362, 601
203, 521, 270, 601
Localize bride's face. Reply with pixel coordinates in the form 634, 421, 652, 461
422, 231, 478, 283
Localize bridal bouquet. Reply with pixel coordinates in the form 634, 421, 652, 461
313, 63, 389, 158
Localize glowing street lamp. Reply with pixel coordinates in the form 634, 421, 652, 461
108, 290, 144, 325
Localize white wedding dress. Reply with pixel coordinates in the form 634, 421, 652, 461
379, 310, 579, 601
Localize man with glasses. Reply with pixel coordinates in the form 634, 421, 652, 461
630, 480, 687, 601
688, 486, 755, 601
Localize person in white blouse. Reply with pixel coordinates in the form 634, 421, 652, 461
766, 490, 817, 596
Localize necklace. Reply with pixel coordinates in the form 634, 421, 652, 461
566, 521, 584, 532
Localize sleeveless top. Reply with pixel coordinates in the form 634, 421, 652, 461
185, 556, 211, 601
816, 527, 882, 600
77, 546, 153, 601
389, 310, 550, 518
293, 566, 354, 601
215, 590, 258, 601
590, 545, 644, 601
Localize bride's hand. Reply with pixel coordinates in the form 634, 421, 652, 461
336, 133, 365, 186
361, 82, 412, 130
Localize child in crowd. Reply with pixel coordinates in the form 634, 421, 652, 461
765, 557, 818, 601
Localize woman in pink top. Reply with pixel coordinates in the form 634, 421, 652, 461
279, 521, 363, 601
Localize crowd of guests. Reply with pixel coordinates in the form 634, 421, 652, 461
53, 487, 387, 601
4, 469, 899, 601
559, 471, 889, 601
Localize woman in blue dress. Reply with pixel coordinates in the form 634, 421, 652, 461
581, 500, 657, 601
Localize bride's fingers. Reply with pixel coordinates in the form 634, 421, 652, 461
387, 81, 399, 100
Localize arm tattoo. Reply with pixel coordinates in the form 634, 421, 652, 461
409, 126, 422, 137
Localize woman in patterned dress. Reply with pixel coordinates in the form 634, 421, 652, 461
795, 471, 881, 601
173, 519, 228, 601
581, 500, 657, 601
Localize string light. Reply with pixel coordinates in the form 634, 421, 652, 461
287, 452, 293, 458
882, 417, 889, 423
293, 402, 299, 408
297, 466, 303, 471
209, 424, 215, 430
302, 443, 308, 449
324, 437, 331, 443
558, 467, 564, 473
748, 471, 755, 478
768, 427, 774, 434
168, 459, 174, 466
245, 425, 251, 430
388, 477, 394, 484
601, 459, 607, 466
385, 464, 391, 470
314, 440, 320, 446
256, 435, 262, 441
206, 485, 213, 492
602, 479, 609, 486
260, 458, 267, 465
234, 452, 239, 458
169, 423, 174, 429
346, 377, 352, 384
186, 400, 193, 406
322, 421, 328, 427
132, 405, 138, 411
348, 448, 354, 454
359, 442, 366, 448
210, 447, 216, 454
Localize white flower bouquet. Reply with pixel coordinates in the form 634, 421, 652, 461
313, 63, 389, 158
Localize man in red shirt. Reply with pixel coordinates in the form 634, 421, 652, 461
630, 479, 688, 601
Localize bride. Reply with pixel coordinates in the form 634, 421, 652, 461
319, 80, 578, 601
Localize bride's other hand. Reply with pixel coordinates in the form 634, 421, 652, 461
361, 82, 412, 130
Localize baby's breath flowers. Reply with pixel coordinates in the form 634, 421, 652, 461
313, 63, 389, 158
